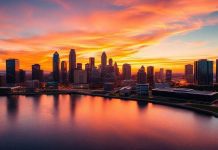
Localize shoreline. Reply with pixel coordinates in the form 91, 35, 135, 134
1, 91, 218, 118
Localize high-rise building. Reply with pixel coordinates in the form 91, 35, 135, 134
122, 63, 131, 80
6, 59, 19, 84
194, 59, 213, 85
159, 68, 164, 82
89, 57, 95, 70
185, 64, 194, 83
137, 66, 146, 84
74, 70, 87, 84
53, 51, 60, 82
77, 63, 82, 70
109, 58, 113, 66
19, 69, 26, 83
32, 64, 41, 81
216, 59, 218, 83
165, 69, 172, 82
0, 74, 6, 86
101, 52, 107, 68
61, 61, 67, 83
114, 62, 119, 77
147, 66, 154, 87
69, 49, 76, 83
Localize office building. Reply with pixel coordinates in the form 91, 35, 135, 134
19, 69, 26, 83
136, 84, 149, 97
53, 51, 60, 82
69, 49, 76, 83
32, 64, 43, 81
74, 70, 87, 84
6, 59, 19, 84
159, 68, 164, 82
89, 57, 95, 70
216, 59, 218, 83
101, 52, 107, 68
137, 66, 146, 84
77, 63, 82, 70
122, 63, 131, 80
194, 59, 213, 86
147, 66, 154, 87
185, 64, 194, 83
165, 69, 172, 82
109, 58, 113, 66
0, 75, 5, 87
61, 61, 67, 83
114, 62, 119, 77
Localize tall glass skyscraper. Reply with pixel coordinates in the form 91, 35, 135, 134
101, 52, 107, 68
53, 51, 60, 82
216, 59, 218, 83
194, 59, 213, 85
69, 49, 76, 83
122, 63, 131, 80
6, 59, 19, 84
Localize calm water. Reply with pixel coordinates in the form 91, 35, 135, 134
0, 95, 218, 150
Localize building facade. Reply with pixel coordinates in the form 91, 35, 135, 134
122, 63, 131, 80
69, 49, 76, 83
53, 52, 60, 82
6, 59, 19, 84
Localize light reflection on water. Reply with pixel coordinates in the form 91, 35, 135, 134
0, 95, 218, 150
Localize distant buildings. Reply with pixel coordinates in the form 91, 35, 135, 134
6, 59, 19, 84
185, 64, 194, 83
74, 70, 87, 84
101, 52, 107, 68
147, 66, 154, 87
165, 69, 172, 82
194, 59, 213, 86
109, 58, 113, 66
0, 74, 5, 86
137, 66, 146, 84
69, 49, 76, 83
77, 63, 82, 70
32, 64, 43, 81
114, 62, 119, 77
19, 69, 26, 83
89, 57, 95, 70
122, 63, 131, 80
53, 52, 60, 82
61, 61, 67, 83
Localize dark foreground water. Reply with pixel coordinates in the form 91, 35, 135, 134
0, 95, 218, 150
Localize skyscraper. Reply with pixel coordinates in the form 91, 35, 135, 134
89, 57, 95, 69
114, 62, 119, 77
61, 61, 67, 83
69, 49, 76, 83
53, 51, 60, 82
185, 64, 194, 83
122, 63, 131, 80
159, 68, 164, 82
137, 66, 146, 84
101, 52, 107, 68
6, 59, 19, 84
32, 64, 41, 81
147, 66, 154, 87
109, 58, 113, 66
165, 69, 172, 82
194, 59, 213, 85
216, 59, 218, 83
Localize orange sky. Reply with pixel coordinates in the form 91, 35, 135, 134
0, 0, 218, 73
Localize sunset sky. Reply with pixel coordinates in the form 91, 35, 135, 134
0, 0, 218, 73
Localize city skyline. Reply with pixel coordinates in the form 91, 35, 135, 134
0, 0, 218, 72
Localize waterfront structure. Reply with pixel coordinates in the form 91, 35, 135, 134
109, 58, 113, 66
6, 59, 19, 84
216, 59, 218, 83
185, 64, 194, 83
69, 49, 76, 83
136, 84, 149, 97
122, 63, 131, 80
53, 52, 60, 82
19, 69, 26, 83
74, 70, 87, 84
101, 52, 107, 68
103, 82, 114, 91
77, 63, 82, 70
89, 57, 95, 70
147, 66, 154, 87
194, 59, 213, 86
165, 69, 172, 82
152, 88, 218, 102
61, 61, 67, 83
137, 66, 146, 84
32, 64, 43, 81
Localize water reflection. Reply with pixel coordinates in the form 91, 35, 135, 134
137, 101, 148, 111
7, 96, 19, 122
